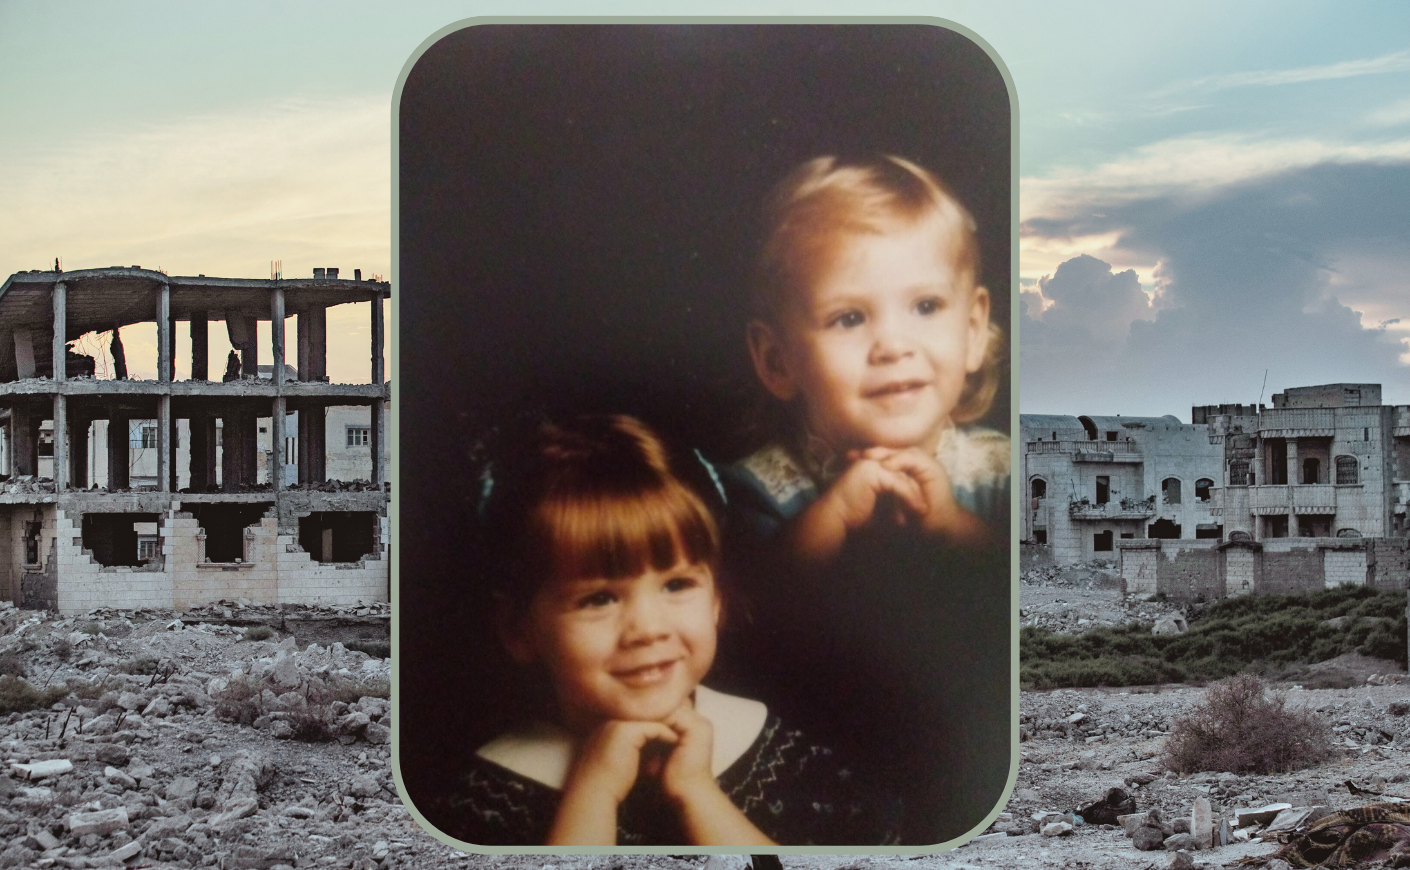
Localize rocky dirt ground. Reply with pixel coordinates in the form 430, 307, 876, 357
0, 567, 1403, 869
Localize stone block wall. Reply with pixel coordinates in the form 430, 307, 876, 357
52, 508, 172, 613
1257, 542, 1325, 596
1322, 546, 1368, 588
1021, 542, 1054, 571
1118, 541, 1159, 596
1367, 537, 1410, 592
277, 512, 387, 606
1224, 547, 1257, 597
1154, 540, 1222, 602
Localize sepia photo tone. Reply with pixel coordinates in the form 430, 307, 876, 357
396, 24, 1014, 848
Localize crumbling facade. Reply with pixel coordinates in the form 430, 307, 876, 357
1023, 384, 1410, 600
0, 266, 389, 613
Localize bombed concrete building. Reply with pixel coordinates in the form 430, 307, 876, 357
0, 266, 389, 613
1023, 383, 1410, 600
1020, 413, 1226, 564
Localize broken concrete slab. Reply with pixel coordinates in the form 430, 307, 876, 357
10, 759, 73, 780
1235, 803, 1293, 828
67, 807, 130, 837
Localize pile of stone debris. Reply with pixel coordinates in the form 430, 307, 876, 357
0, 606, 477, 870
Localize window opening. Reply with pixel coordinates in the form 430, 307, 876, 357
1335, 455, 1358, 485
347, 426, 370, 447
1194, 478, 1213, 500
1093, 530, 1113, 552
1096, 476, 1110, 505
1162, 478, 1181, 504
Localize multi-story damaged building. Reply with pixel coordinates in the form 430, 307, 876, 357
1020, 413, 1226, 564
0, 266, 390, 614
1022, 384, 1410, 599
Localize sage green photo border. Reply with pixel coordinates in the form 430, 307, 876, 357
388, 15, 1021, 857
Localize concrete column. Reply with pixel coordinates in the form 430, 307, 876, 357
157, 395, 171, 493
271, 288, 285, 386
271, 399, 285, 491
221, 413, 240, 492
240, 315, 259, 381
243, 410, 259, 485
52, 280, 66, 381
298, 405, 326, 485
71, 416, 89, 489
52, 395, 67, 490
11, 406, 34, 477
1254, 439, 1265, 488
304, 307, 327, 381
371, 288, 385, 485
297, 314, 310, 381
190, 312, 208, 381
1287, 438, 1300, 486
157, 283, 171, 384
189, 414, 209, 490
13, 328, 34, 379
108, 409, 129, 489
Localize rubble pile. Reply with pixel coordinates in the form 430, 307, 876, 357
1020, 562, 1185, 634
0, 605, 472, 870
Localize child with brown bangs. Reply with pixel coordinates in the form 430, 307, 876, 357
438, 415, 899, 847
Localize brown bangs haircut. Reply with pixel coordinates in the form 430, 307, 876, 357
752, 155, 1005, 424
483, 415, 721, 611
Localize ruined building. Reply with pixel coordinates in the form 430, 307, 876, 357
1022, 384, 1410, 600
0, 267, 389, 613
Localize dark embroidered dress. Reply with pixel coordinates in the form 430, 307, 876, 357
436, 715, 900, 846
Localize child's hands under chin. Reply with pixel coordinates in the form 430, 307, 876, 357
570, 719, 681, 804
858, 446, 987, 545
788, 452, 929, 565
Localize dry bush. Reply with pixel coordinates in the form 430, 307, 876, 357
0, 651, 26, 678
1162, 674, 1331, 775
212, 676, 264, 725
243, 625, 275, 642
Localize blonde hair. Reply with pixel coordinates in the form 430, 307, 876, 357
752, 155, 1004, 424
481, 415, 721, 612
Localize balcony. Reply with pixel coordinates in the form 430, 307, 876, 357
1026, 439, 1143, 462
1069, 496, 1156, 521
1249, 484, 1337, 516
1258, 408, 1336, 437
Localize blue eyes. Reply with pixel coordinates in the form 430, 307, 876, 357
825, 298, 944, 328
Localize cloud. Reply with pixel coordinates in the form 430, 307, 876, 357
1151, 50, 1410, 98
1020, 161, 1410, 415
1022, 133, 1410, 222
0, 96, 390, 383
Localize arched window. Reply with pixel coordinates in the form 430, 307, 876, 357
1031, 478, 1047, 499
1162, 477, 1182, 504
1335, 455, 1359, 485
1229, 460, 1249, 486
1195, 478, 1213, 500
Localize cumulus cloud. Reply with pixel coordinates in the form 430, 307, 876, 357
1021, 161, 1410, 415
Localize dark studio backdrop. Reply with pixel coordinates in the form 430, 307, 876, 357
396, 24, 1012, 846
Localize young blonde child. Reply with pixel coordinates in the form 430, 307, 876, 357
438, 415, 899, 846
726, 154, 1008, 565
710, 155, 1011, 844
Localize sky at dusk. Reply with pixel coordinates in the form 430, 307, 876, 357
2, 1, 1408, 414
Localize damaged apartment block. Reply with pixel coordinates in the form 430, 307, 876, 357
0, 266, 390, 613
1022, 384, 1410, 602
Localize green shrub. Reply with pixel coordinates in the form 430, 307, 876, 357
113, 654, 160, 676
1162, 675, 1330, 775
51, 637, 72, 662
243, 625, 275, 642
1021, 588, 1408, 689
0, 651, 26, 678
79, 622, 103, 636
0, 676, 67, 715
344, 640, 389, 659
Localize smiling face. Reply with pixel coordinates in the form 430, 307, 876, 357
749, 216, 991, 455
507, 555, 721, 734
